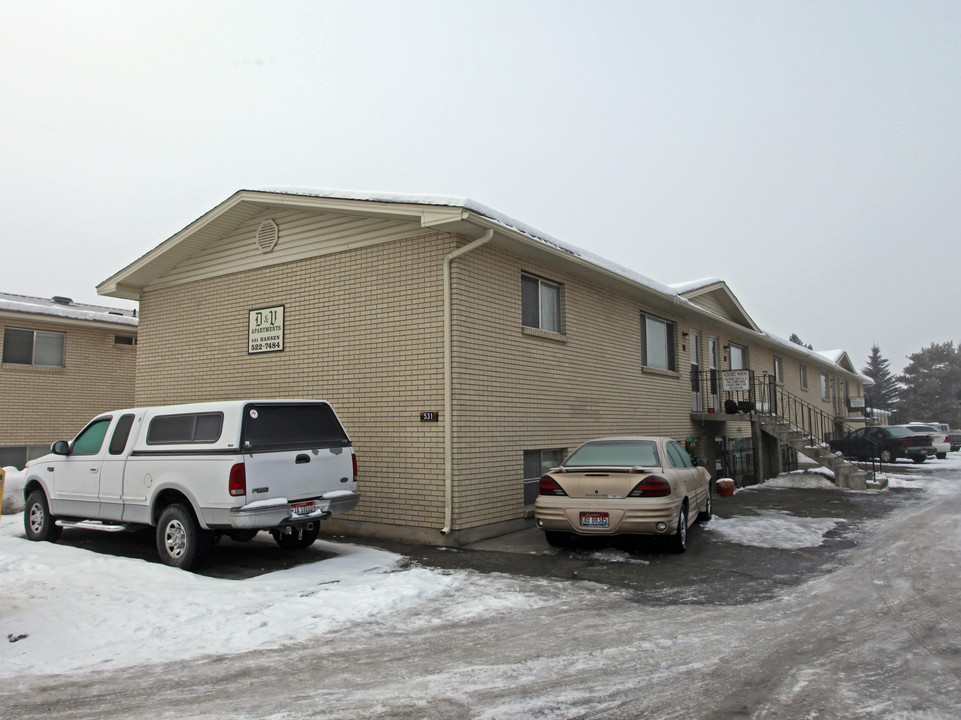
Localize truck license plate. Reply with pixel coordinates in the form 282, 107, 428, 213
581, 512, 609, 528
291, 501, 315, 516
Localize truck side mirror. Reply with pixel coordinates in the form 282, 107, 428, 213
695, 456, 709, 467
51, 441, 70, 455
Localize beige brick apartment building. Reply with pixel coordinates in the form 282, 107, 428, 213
97, 189, 869, 545
0, 293, 138, 469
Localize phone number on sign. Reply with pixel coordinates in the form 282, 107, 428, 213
250, 341, 282, 352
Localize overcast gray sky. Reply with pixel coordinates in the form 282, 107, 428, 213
3, 0, 959, 375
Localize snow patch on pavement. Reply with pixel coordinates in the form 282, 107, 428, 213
706, 510, 844, 549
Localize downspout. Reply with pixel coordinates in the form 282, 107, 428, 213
441, 228, 494, 536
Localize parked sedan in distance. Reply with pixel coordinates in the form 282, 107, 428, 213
828, 425, 934, 464
902, 423, 951, 459
534, 436, 712, 553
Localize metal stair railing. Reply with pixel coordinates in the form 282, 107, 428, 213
694, 370, 880, 480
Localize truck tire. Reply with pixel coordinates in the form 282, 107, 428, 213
157, 504, 213, 570
24, 489, 62, 543
270, 524, 319, 550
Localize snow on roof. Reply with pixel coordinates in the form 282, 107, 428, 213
255, 187, 681, 297
258, 189, 871, 377
0, 292, 138, 327
817, 350, 846, 364
667, 278, 724, 294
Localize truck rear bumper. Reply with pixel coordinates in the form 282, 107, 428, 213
216, 491, 361, 530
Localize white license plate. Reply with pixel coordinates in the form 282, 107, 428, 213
291, 501, 315, 516
581, 512, 609, 528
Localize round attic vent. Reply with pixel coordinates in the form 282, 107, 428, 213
256, 219, 279, 253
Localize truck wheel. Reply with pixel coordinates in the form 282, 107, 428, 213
24, 490, 62, 542
157, 504, 213, 570
270, 524, 319, 550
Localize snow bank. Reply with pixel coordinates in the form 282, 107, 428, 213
0, 517, 558, 679
1, 467, 24, 514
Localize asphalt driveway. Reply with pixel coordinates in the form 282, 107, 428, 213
34, 467, 921, 603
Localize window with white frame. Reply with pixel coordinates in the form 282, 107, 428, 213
2, 328, 65, 367
521, 273, 561, 333
641, 314, 676, 371
821, 373, 830, 400
729, 343, 747, 370
774, 357, 784, 383
800, 365, 808, 389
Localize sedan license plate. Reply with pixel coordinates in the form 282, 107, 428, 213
291, 501, 315, 516
581, 512, 609, 528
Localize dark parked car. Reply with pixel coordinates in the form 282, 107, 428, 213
829, 425, 934, 464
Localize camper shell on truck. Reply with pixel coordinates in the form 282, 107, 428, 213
21, 400, 359, 569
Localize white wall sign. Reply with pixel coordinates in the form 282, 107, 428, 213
248, 305, 285, 354
721, 369, 751, 391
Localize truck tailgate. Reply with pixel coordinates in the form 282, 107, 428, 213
243, 447, 353, 502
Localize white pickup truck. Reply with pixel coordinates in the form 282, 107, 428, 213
21, 400, 359, 569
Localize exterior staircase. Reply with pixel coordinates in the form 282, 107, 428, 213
757, 415, 888, 491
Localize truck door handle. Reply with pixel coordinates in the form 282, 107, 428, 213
295, 454, 311, 464
89, 467, 99, 473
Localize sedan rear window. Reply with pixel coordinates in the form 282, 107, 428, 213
242, 403, 350, 451
564, 440, 659, 468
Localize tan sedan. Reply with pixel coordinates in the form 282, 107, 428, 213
534, 436, 713, 552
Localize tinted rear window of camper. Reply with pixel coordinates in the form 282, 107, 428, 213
242, 403, 349, 451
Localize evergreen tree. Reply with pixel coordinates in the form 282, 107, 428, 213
895, 341, 961, 426
862, 344, 899, 411
789, 333, 814, 350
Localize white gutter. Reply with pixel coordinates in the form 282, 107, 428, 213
441, 228, 494, 535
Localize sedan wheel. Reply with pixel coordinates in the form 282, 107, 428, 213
669, 505, 688, 554
879, 449, 894, 463
698, 490, 713, 522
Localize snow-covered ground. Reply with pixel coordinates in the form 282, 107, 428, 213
0, 458, 954, 685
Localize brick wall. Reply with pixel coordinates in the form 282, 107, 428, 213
0, 319, 137, 449
135, 233, 456, 533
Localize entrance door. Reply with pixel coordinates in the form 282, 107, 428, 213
709, 338, 719, 411
690, 332, 702, 411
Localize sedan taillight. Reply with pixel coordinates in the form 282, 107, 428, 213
538, 476, 568, 496
628, 476, 671, 497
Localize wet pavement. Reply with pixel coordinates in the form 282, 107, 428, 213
362, 476, 918, 605
38, 466, 926, 604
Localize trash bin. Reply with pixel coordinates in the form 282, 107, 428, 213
716, 478, 735, 497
